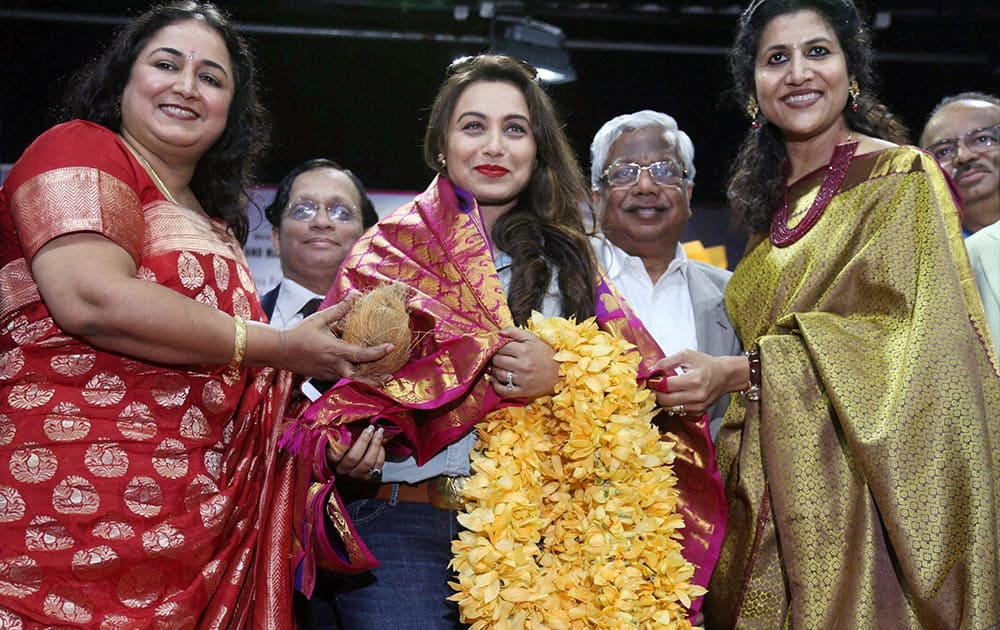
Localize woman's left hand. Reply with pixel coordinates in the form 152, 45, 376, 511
328, 425, 386, 481
490, 327, 559, 399
651, 350, 746, 417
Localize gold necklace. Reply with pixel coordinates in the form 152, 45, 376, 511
117, 135, 179, 205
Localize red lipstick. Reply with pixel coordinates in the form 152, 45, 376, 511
475, 165, 509, 177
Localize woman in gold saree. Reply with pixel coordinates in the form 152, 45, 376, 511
703, 0, 1000, 628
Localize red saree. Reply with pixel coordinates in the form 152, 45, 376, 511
0, 121, 295, 628
282, 176, 726, 613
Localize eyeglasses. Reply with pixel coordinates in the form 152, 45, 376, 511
601, 160, 689, 189
924, 124, 1000, 165
285, 199, 358, 223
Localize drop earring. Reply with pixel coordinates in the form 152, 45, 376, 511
848, 79, 860, 113
437, 153, 447, 171
747, 95, 762, 130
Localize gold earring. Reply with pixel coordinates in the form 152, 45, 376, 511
437, 153, 447, 171
747, 95, 761, 130
848, 79, 860, 112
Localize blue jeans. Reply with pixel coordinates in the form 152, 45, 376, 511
302, 498, 465, 629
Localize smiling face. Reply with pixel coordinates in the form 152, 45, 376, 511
922, 100, 1000, 217
119, 19, 233, 164
753, 9, 850, 143
272, 167, 366, 295
594, 126, 693, 260
443, 80, 537, 215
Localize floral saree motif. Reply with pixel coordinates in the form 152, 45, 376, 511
0, 121, 295, 628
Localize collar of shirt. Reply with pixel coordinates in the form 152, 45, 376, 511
590, 235, 698, 356
592, 235, 689, 288
271, 277, 325, 328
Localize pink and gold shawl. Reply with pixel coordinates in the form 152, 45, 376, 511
283, 176, 726, 611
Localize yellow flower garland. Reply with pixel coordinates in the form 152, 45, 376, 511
450, 314, 705, 629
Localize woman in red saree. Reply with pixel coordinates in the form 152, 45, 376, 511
0, 2, 390, 627
284, 55, 726, 628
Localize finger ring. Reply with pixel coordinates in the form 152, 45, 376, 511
506, 370, 515, 392
368, 468, 382, 483
669, 404, 685, 416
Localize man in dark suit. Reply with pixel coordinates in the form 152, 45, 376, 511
265, 163, 381, 628
590, 110, 742, 438
261, 159, 378, 326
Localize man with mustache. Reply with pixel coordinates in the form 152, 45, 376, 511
589, 110, 742, 439
261, 158, 378, 326
921, 93, 1000, 355
920, 92, 1000, 236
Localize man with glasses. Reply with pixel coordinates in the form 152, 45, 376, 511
921, 93, 1000, 355
920, 92, 1000, 236
589, 110, 741, 439
262, 159, 380, 629
261, 158, 378, 327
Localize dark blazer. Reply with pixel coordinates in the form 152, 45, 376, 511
260, 285, 279, 320
687, 261, 742, 438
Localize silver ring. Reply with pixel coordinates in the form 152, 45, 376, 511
505, 370, 515, 392
368, 467, 382, 483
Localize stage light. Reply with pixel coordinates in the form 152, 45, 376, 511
495, 17, 576, 84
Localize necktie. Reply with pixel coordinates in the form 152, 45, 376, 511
298, 298, 322, 318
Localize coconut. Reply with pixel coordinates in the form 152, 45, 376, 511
341, 283, 412, 376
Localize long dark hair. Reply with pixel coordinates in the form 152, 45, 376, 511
726, 0, 909, 233
62, 1, 270, 244
423, 54, 596, 325
263, 158, 378, 229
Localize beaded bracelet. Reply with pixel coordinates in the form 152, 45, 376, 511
741, 349, 761, 401
230, 315, 247, 369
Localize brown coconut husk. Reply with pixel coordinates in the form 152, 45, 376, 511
341, 282, 412, 377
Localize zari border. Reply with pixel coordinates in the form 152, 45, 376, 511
0, 259, 41, 320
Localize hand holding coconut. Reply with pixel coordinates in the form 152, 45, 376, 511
258, 298, 396, 382
320, 284, 413, 478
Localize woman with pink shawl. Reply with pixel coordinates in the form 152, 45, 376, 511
283, 55, 726, 628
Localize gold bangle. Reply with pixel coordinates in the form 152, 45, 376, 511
230, 315, 247, 369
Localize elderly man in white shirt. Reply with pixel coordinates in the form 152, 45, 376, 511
590, 110, 743, 439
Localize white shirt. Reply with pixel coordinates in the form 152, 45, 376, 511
268, 277, 325, 329
591, 235, 698, 357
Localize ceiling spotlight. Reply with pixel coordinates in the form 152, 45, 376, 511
495, 17, 576, 84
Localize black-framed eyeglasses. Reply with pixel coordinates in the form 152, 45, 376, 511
924, 124, 1000, 165
601, 160, 689, 189
285, 199, 359, 223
